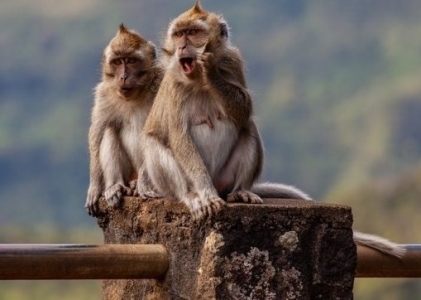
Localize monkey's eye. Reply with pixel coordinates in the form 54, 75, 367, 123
188, 29, 199, 36
174, 31, 183, 38
111, 59, 122, 66
127, 57, 138, 64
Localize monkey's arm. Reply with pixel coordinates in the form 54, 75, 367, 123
85, 107, 107, 215
171, 127, 225, 217
170, 110, 219, 197
200, 50, 252, 128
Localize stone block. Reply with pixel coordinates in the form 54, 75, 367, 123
96, 198, 356, 300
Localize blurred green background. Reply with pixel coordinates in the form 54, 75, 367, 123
1, 0, 420, 298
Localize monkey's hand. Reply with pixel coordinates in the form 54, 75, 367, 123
198, 52, 217, 84
104, 183, 131, 209
135, 178, 162, 199
227, 190, 263, 204
128, 180, 162, 199
85, 185, 102, 216
137, 183, 162, 200
139, 190, 162, 199
128, 180, 138, 196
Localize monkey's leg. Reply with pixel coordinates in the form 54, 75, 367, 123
142, 137, 222, 220
133, 163, 161, 199
100, 129, 133, 208
216, 128, 263, 204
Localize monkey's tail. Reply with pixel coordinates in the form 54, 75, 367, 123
251, 182, 312, 200
353, 231, 406, 258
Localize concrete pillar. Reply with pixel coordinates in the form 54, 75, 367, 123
96, 198, 356, 300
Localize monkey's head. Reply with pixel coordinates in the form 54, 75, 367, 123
163, 1, 230, 78
102, 24, 157, 99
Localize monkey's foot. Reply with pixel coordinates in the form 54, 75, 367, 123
227, 190, 263, 204
127, 180, 138, 196
139, 190, 162, 199
185, 193, 225, 221
85, 187, 102, 216
104, 183, 131, 209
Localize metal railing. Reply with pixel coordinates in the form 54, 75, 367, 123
0, 243, 420, 279
356, 244, 421, 278
0, 244, 168, 280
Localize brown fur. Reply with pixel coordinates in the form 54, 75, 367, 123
135, 3, 405, 258
85, 24, 162, 216
139, 3, 309, 221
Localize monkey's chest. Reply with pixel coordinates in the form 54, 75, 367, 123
120, 115, 146, 168
190, 118, 238, 178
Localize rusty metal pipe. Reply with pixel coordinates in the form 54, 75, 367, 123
357, 244, 421, 278
0, 244, 169, 280
2, 243, 420, 280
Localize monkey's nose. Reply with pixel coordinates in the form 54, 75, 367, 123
120, 74, 128, 82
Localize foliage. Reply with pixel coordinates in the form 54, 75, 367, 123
334, 164, 421, 299
0, 0, 421, 298
0, 226, 102, 299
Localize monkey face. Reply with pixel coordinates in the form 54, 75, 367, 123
109, 57, 146, 98
102, 24, 156, 100
170, 24, 208, 78
164, 2, 230, 79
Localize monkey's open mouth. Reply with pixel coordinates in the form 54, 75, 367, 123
180, 57, 195, 74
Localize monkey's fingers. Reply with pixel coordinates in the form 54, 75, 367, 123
129, 180, 137, 190
140, 190, 162, 199
196, 43, 207, 55
240, 191, 263, 204
187, 199, 205, 222
204, 197, 225, 219
209, 197, 225, 211
191, 197, 224, 222
226, 193, 238, 203
227, 191, 263, 204
127, 180, 138, 196
191, 206, 205, 222
201, 200, 214, 220
114, 189, 123, 207
123, 186, 134, 196
86, 203, 95, 216
112, 196, 121, 209
199, 52, 215, 65
104, 184, 126, 209
85, 191, 101, 216
106, 191, 122, 209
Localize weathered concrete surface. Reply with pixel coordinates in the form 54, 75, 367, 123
96, 198, 356, 300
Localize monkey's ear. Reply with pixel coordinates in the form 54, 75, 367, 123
219, 21, 229, 39
149, 42, 157, 59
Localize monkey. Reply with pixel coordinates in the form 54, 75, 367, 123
137, 2, 405, 258
137, 2, 309, 222
85, 24, 162, 216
